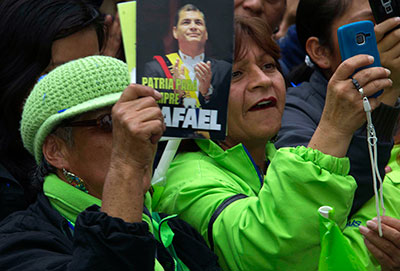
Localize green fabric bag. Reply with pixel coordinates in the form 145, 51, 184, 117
318, 206, 366, 271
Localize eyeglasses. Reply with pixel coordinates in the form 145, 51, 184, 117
62, 113, 112, 132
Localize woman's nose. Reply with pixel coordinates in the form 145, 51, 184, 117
248, 66, 272, 90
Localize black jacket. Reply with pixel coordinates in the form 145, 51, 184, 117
0, 163, 27, 221
0, 192, 220, 271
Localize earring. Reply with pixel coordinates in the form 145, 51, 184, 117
62, 168, 88, 194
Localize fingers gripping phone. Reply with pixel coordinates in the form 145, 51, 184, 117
337, 20, 383, 98
369, 0, 400, 24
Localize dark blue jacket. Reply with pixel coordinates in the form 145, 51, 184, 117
278, 25, 306, 76
275, 69, 400, 217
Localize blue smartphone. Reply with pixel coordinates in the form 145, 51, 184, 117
337, 20, 383, 97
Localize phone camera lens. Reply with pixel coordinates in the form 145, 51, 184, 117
356, 33, 366, 45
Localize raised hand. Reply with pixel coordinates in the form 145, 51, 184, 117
195, 61, 212, 97
309, 54, 392, 157
101, 84, 164, 223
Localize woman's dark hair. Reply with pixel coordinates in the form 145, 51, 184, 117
288, 0, 351, 84
34, 158, 58, 191
0, 0, 104, 203
297, 0, 351, 51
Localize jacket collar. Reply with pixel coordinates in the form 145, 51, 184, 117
43, 174, 101, 226
195, 139, 276, 193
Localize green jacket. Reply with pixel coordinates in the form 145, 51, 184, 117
343, 145, 400, 270
154, 139, 357, 270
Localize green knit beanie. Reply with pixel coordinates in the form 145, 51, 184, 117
21, 55, 130, 164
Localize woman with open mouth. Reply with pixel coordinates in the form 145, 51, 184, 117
153, 15, 392, 271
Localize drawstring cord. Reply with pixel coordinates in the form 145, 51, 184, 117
362, 95, 386, 237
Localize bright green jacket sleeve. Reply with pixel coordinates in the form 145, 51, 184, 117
155, 140, 356, 271
343, 145, 400, 271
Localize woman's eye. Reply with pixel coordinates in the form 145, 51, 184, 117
262, 63, 276, 71
232, 70, 243, 79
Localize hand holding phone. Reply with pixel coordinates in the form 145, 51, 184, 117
337, 20, 383, 98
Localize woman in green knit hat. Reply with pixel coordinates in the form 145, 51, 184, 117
0, 55, 219, 271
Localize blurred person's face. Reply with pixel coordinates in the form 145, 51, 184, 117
173, 10, 208, 49
24, 27, 99, 112
234, 0, 286, 32
44, 27, 100, 74
324, 0, 374, 77
60, 108, 113, 199
225, 40, 286, 149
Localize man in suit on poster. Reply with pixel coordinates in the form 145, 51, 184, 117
143, 3, 231, 110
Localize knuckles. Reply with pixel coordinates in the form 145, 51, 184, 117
111, 104, 126, 121
141, 96, 159, 107
369, 79, 382, 92
381, 240, 394, 254
391, 28, 400, 40
329, 81, 351, 100
340, 60, 353, 72
126, 121, 143, 136
360, 68, 373, 80
392, 231, 400, 245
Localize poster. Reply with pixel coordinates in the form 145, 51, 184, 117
136, 0, 233, 139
